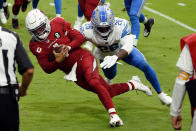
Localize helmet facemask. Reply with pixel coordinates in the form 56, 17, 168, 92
29, 20, 50, 41
26, 9, 51, 41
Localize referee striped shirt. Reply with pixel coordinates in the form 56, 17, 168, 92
0, 27, 33, 86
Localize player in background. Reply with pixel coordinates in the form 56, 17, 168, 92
25, 9, 152, 127
74, 0, 99, 28
0, 0, 9, 24
12, 0, 31, 29
32, 0, 62, 17
3, 0, 9, 19
73, 4, 84, 30
73, 0, 101, 51
80, 5, 172, 106
170, 33, 196, 131
0, 0, 6, 24
99, 0, 155, 46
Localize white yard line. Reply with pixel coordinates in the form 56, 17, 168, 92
144, 6, 196, 32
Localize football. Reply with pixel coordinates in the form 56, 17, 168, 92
54, 46, 63, 53
48, 46, 63, 62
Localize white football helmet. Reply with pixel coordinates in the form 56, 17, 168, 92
91, 5, 114, 37
25, 9, 51, 41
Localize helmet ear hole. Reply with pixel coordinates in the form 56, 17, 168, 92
25, 9, 51, 41
91, 5, 114, 37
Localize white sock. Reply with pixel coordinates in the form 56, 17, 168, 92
127, 82, 134, 90
133, 39, 138, 47
77, 16, 84, 22
108, 108, 116, 115
3, 2, 8, 7
143, 17, 148, 24
56, 14, 61, 17
13, 15, 18, 19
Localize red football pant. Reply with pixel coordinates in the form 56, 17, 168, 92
78, 0, 99, 21
12, 0, 28, 15
75, 53, 130, 111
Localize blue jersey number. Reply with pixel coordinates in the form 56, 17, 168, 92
85, 23, 93, 30
98, 43, 119, 53
115, 20, 123, 26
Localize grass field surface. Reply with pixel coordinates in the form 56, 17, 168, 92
2, 0, 195, 130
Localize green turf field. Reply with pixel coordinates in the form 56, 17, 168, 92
2, 0, 196, 130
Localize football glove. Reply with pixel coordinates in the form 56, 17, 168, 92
100, 55, 118, 69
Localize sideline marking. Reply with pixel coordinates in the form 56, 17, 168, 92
144, 6, 196, 32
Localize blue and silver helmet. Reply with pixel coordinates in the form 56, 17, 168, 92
91, 5, 114, 37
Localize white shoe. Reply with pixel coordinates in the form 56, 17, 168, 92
73, 16, 84, 30
83, 41, 93, 51
158, 92, 172, 106
129, 76, 152, 96
109, 114, 123, 127
0, 10, 7, 24
105, 77, 112, 85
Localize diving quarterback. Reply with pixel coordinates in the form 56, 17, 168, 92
25, 9, 152, 127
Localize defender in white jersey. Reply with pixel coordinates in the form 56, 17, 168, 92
80, 5, 172, 106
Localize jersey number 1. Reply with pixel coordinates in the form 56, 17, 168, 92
1, 50, 10, 83
98, 43, 119, 53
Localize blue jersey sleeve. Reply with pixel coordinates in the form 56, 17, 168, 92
80, 22, 94, 39
121, 21, 131, 38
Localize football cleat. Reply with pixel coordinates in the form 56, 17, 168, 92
73, 16, 84, 30
143, 18, 155, 37
0, 9, 7, 24
109, 114, 123, 127
129, 76, 152, 96
158, 92, 172, 106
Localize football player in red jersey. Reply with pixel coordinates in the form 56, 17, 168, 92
12, 0, 31, 29
25, 9, 152, 127
74, 0, 101, 51
78, 0, 99, 21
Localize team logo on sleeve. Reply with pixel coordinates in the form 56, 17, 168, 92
54, 32, 61, 38
53, 43, 59, 48
46, 39, 50, 43
36, 47, 42, 53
